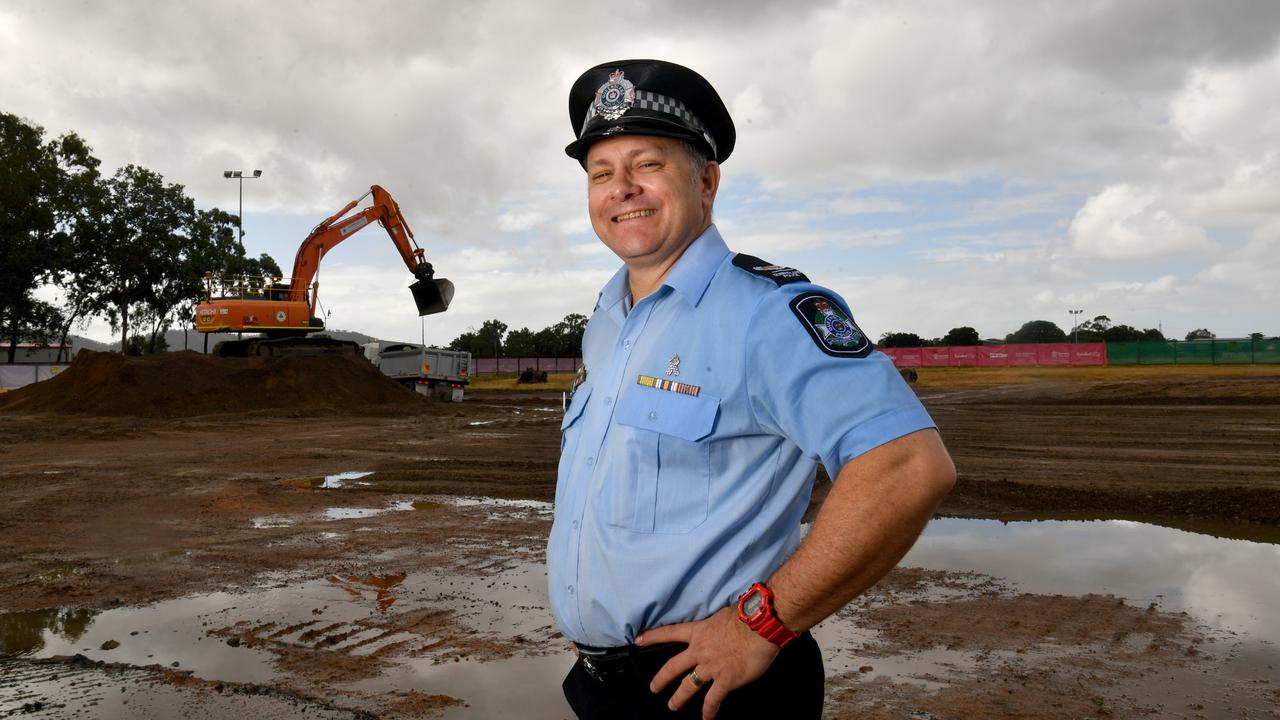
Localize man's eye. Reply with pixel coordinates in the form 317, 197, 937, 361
591, 171, 612, 182
638, 161, 660, 170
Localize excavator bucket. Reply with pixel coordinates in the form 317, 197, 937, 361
410, 278, 454, 316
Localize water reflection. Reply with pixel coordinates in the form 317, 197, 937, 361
0, 607, 99, 655
5, 512, 1277, 718
906, 517, 1280, 641
320, 470, 374, 489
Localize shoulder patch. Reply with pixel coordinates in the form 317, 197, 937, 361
732, 254, 809, 286
789, 293, 873, 358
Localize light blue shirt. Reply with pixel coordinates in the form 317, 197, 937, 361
547, 225, 935, 647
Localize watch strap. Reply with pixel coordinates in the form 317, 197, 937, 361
737, 582, 800, 649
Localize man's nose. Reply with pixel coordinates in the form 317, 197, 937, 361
609, 171, 641, 201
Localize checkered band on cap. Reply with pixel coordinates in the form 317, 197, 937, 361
581, 89, 715, 153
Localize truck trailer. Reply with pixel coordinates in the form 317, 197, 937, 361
364, 342, 471, 401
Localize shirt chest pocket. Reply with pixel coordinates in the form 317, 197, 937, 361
610, 389, 719, 534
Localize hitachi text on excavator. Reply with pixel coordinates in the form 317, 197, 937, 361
195, 185, 453, 357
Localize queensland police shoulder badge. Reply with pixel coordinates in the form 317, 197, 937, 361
789, 293, 872, 358
593, 69, 636, 121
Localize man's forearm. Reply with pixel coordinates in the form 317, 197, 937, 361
767, 428, 955, 631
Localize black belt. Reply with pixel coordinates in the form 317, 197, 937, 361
575, 642, 685, 683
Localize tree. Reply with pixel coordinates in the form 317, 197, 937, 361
448, 318, 509, 358
1185, 328, 1215, 341
1006, 320, 1067, 344
1, 113, 100, 363
1097, 324, 1140, 342
171, 209, 244, 350
549, 313, 588, 356
85, 165, 237, 353
503, 327, 540, 357
1081, 315, 1111, 332
878, 332, 924, 348
1249, 332, 1265, 341
942, 326, 981, 346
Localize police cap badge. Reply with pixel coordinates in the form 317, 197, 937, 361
566, 59, 736, 166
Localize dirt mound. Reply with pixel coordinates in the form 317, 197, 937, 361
0, 350, 434, 418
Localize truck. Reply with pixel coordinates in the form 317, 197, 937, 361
364, 342, 471, 401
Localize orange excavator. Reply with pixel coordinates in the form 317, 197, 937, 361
195, 185, 453, 357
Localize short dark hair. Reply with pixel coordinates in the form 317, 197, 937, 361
681, 140, 709, 176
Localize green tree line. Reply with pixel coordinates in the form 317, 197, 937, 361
447, 314, 587, 358
2, 112, 269, 362
878, 317, 1272, 347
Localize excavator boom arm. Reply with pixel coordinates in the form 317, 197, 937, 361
289, 185, 427, 299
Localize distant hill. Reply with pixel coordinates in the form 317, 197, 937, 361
65, 329, 383, 356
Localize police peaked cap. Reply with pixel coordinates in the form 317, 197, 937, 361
565, 59, 735, 165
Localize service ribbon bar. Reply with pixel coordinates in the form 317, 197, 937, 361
637, 374, 701, 397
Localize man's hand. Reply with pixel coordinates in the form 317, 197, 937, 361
636, 606, 779, 719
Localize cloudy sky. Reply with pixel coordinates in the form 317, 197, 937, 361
7, 0, 1279, 346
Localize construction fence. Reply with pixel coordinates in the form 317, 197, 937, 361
0, 364, 69, 391
878, 338, 1280, 368
879, 343, 1107, 367
471, 357, 584, 375
1105, 338, 1280, 365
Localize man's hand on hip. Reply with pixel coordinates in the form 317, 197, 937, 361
636, 606, 780, 719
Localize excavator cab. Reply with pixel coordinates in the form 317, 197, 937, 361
411, 277, 454, 316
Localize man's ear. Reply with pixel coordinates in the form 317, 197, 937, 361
701, 161, 721, 209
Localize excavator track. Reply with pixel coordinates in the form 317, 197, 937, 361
213, 336, 363, 358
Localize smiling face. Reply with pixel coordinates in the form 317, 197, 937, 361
585, 135, 719, 290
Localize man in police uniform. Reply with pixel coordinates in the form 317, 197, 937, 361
548, 59, 956, 719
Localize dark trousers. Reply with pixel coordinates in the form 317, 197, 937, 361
562, 632, 824, 719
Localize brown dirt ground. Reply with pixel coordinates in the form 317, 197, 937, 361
1, 355, 1278, 717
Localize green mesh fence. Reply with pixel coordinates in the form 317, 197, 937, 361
1255, 339, 1280, 363
1106, 339, 1280, 365
1215, 339, 1254, 364
1178, 341, 1216, 364
1107, 342, 1138, 365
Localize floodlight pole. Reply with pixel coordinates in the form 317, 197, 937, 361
222, 169, 263, 253
1068, 309, 1083, 343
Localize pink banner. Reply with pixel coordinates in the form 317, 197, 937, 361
1037, 344, 1072, 365
977, 346, 1010, 366
1006, 344, 1040, 366
877, 343, 1109, 368
921, 347, 951, 367
896, 348, 923, 367
1069, 343, 1107, 365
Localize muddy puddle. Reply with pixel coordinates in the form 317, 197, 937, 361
3, 510, 1277, 718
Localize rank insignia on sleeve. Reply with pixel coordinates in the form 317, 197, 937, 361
789, 294, 873, 358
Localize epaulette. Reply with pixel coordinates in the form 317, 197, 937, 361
731, 254, 809, 286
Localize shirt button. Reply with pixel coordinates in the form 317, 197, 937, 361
623, 340, 632, 350
567, 585, 575, 595
604, 396, 613, 407
572, 520, 580, 530
586, 456, 595, 466
648, 411, 657, 421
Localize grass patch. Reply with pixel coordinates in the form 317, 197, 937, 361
911, 363, 1280, 390
468, 372, 577, 393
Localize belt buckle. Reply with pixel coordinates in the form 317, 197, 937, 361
580, 653, 604, 682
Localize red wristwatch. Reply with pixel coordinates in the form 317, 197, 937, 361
736, 582, 800, 648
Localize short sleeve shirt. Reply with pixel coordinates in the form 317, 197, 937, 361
547, 225, 935, 647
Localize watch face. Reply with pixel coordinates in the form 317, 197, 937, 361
742, 590, 763, 616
